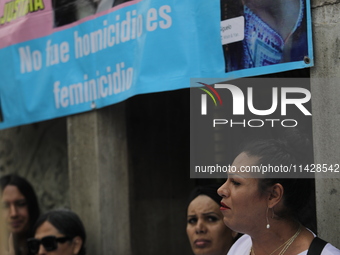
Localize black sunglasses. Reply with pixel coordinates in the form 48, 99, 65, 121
27, 235, 72, 254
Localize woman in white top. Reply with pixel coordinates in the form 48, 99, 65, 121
217, 129, 340, 255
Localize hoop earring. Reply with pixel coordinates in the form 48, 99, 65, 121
266, 207, 270, 229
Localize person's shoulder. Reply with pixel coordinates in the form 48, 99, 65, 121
227, 234, 251, 255
321, 243, 340, 255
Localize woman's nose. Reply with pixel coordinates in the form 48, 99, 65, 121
9, 204, 18, 218
195, 219, 207, 234
38, 243, 47, 255
217, 181, 230, 198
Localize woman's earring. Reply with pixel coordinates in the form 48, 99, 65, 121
266, 207, 270, 229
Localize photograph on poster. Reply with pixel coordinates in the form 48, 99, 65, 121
221, 0, 309, 72
53, 0, 133, 27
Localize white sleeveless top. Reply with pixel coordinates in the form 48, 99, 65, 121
227, 234, 340, 255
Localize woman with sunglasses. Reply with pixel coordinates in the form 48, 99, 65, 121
27, 209, 86, 255
0, 174, 40, 255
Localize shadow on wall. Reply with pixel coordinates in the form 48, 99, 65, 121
126, 89, 194, 255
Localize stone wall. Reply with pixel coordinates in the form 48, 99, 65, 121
0, 118, 69, 213
311, 0, 340, 247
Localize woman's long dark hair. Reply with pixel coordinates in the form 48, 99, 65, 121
0, 174, 40, 255
0, 174, 40, 237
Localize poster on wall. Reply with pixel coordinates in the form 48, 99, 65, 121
0, 0, 313, 129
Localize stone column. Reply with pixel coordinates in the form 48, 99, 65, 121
310, 0, 340, 247
67, 102, 131, 254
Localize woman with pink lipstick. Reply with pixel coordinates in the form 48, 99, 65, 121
1, 174, 40, 255
186, 184, 237, 255
218, 130, 340, 255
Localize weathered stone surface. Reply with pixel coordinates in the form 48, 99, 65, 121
0, 118, 69, 213
312, 0, 340, 9
68, 103, 132, 255
311, 1, 340, 248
